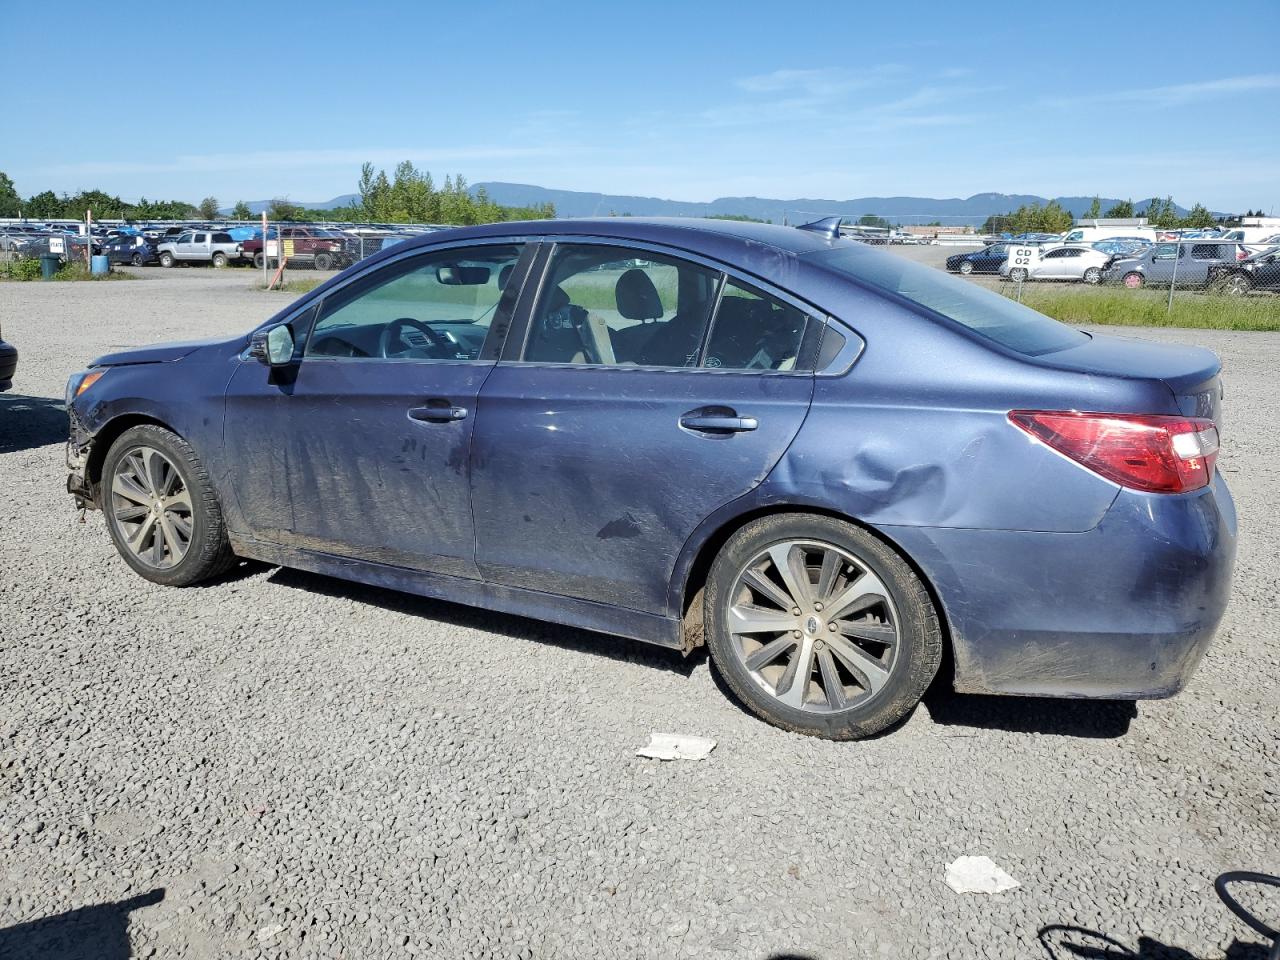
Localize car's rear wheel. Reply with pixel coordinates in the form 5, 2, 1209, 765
313, 253, 334, 271
705, 514, 942, 740
131, 253, 144, 266
1123, 272, 1144, 289
159, 252, 174, 267
212, 252, 228, 268
101, 425, 236, 586
1083, 267, 1101, 284
959, 261, 974, 275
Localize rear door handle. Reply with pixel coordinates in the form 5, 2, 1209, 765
679, 413, 758, 433
408, 400, 468, 423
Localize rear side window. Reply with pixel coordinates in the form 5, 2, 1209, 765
704, 279, 808, 371
806, 243, 1088, 356
212, 232, 232, 243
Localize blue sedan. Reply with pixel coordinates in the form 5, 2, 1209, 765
64, 218, 1236, 739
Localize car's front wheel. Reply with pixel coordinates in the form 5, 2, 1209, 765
101, 425, 236, 586
1123, 272, 1144, 289
705, 514, 942, 740
131, 253, 144, 266
1083, 267, 1101, 284
1216, 273, 1251, 296
313, 253, 334, 271
1009, 267, 1028, 282
959, 261, 974, 275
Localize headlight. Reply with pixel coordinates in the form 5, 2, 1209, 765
65, 369, 106, 405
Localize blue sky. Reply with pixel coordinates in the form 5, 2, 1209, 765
5, 1, 1277, 212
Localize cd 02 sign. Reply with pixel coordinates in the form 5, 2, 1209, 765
1008, 246, 1038, 276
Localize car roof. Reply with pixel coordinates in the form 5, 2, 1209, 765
395, 217, 839, 260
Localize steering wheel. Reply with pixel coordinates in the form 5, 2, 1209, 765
379, 317, 453, 358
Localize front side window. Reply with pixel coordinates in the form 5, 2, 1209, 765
523, 245, 719, 367
307, 244, 524, 361
1153, 243, 1179, 259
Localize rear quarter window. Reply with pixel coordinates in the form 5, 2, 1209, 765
806, 244, 1088, 356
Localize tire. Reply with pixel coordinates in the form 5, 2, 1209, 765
159, 252, 174, 268
131, 253, 143, 266
1010, 268, 1028, 282
959, 261, 974, 275
705, 514, 942, 740
1218, 273, 1251, 296
313, 253, 334, 271
1123, 272, 1144, 289
1083, 267, 1101, 284
212, 252, 228, 268
253, 252, 266, 269
100, 424, 236, 587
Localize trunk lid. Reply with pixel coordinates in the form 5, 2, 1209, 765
1037, 331, 1223, 421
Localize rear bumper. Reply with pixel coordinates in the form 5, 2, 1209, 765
883, 472, 1237, 699
0, 340, 16, 391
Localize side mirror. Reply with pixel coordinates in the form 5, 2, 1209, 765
249, 325, 296, 366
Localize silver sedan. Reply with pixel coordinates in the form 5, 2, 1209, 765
1000, 244, 1112, 284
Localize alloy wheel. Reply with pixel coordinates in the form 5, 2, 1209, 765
108, 445, 194, 569
727, 540, 900, 713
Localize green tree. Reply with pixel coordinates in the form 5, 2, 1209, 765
197, 196, 221, 219
1180, 203, 1215, 229
231, 200, 252, 220
0, 171, 20, 218
1104, 198, 1134, 219
857, 213, 890, 229
1084, 196, 1101, 220
267, 197, 308, 221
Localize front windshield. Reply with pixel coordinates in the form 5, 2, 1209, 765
806, 244, 1089, 356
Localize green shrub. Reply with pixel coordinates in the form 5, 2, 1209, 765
1, 257, 42, 281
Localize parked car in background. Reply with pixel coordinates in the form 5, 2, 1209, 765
241, 225, 348, 270
1221, 227, 1280, 255
946, 243, 1013, 275
156, 231, 245, 267
102, 235, 158, 266
1104, 241, 1245, 289
64, 218, 1235, 741
1091, 238, 1153, 257
1001, 244, 1111, 283
1207, 245, 1280, 295
1060, 225, 1158, 244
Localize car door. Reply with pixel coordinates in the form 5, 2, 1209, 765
469, 240, 820, 616
1036, 248, 1069, 278
222, 240, 533, 578
1147, 243, 1178, 282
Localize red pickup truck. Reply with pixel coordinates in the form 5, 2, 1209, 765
241, 226, 350, 270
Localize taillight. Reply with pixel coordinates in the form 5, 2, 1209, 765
1009, 411, 1219, 494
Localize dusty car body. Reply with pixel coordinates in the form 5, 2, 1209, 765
64, 218, 1236, 738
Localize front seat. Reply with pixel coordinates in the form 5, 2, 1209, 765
611, 268, 664, 361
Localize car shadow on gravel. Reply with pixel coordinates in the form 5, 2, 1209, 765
0, 887, 164, 960
923, 686, 1137, 739
1039, 923, 1271, 959
265, 567, 703, 677
0, 394, 68, 454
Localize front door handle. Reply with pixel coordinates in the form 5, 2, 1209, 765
408, 400, 468, 423
679, 412, 758, 433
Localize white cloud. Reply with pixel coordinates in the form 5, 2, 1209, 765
1045, 73, 1280, 108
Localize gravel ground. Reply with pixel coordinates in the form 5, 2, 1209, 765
1, 270, 1277, 960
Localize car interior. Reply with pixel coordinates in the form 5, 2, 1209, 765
304, 243, 809, 370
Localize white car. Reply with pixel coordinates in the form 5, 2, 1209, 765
1000, 244, 1111, 284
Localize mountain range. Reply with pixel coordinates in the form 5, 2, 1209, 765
229, 186, 1205, 226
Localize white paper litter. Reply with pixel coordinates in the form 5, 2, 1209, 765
636, 733, 717, 761
943, 856, 1020, 894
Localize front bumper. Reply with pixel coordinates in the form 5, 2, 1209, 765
884, 472, 1237, 699
66, 406, 95, 507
